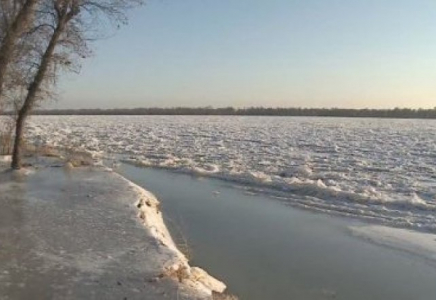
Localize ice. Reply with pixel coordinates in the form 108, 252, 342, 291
351, 225, 436, 264
19, 115, 436, 233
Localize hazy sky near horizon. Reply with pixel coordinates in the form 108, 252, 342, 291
55, 0, 436, 109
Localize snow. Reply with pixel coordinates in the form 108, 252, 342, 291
20, 115, 436, 233
117, 172, 226, 295
0, 155, 11, 163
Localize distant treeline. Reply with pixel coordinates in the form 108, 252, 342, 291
5, 107, 436, 119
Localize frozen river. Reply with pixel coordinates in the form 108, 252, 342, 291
27, 115, 436, 233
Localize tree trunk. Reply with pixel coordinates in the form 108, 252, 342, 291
0, 0, 38, 102
11, 20, 65, 169
11, 112, 25, 168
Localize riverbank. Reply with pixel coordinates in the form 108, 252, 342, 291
0, 156, 228, 299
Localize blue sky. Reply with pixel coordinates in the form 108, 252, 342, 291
56, 0, 436, 109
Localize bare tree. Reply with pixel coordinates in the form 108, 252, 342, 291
10, 0, 142, 169
0, 0, 39, 105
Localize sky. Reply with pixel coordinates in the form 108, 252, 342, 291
55, 0, 436, 109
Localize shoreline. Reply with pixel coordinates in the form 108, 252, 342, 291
120, 158, 436, 235
118, 163, 436, 300
120, 162, 436, 266
0, 155, 230, 299
119, 164, 436, 300
110, 169, 227, 296
133, 161, 436, 265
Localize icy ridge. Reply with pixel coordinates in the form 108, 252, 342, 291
110, 169, 226, 296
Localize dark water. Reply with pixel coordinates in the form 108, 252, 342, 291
118, 164, 436, 300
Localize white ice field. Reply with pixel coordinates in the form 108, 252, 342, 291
25, 115, 436, 233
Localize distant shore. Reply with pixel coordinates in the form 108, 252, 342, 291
2, 107, 436, 119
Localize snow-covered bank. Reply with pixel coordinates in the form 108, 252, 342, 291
112, 171, 227, 296
0, 156, 228, 299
